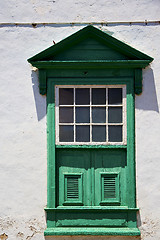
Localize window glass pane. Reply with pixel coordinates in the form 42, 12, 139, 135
76, 126, 90, 142
59, 107, 73, 123
108, 107, 122, 123
92, 107, 106, 123
76, 107, 90, 123
59, 88, 73, 105
92, 126, 106, 142
92, 88, 106, 105
108, 126, 122, 142
75, 88, 90, 105
59, 126, 74, 142
108, 88, 122, 105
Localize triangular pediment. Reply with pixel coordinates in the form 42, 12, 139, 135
28, 25, 153, 64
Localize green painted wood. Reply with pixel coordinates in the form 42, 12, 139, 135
39, 69, 47, 95
28, 25, 153, 95
56, 149, 126, 207
28, 25, 153, 63
47, 68, 134, 78
44, 79, 139, 234
47, 80, 56, 208
45, 207, 139, 211
49, 77, 132, 85
57, 149, 91, 207
55, 212, 128, 227
50, 38, 129, 61
135, 68, 142, 94
31, 60, 151, 69
44, 227, 140, 236
62, 173, 83, 205
102, 174, 119, 203
126, 81, 136, 208
56, 145, 127, 149
45, 207, 139, 231
93, 149, 126, 206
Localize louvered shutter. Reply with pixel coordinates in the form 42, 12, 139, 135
103, 175, 116, 199
60, 174, 83, 205
66, 176, 79, 200
100, 173, 120, 204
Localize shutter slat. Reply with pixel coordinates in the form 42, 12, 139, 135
103, 176, 116, 199
67, 176, 79, 199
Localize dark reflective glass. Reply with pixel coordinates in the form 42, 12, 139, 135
108, 126, 122, 142
75, 88, 90, 105
59, 126, 74, 142
108, 107, 122, 123
92, 126, 106, 142
76, 107, 90, 123
76, 126, 90, 142
59, 107, 73, 123
92, 88, 106, 105
108, 88, 122, 105
92, 107, 106, 123
59, 88, 73, 105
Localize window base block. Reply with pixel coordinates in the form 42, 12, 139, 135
44, 227, 140, 236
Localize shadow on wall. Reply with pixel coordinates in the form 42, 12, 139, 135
31, 70, 46, 121
45, 236, 141, 240
31, 66, 159, 122
136, 67, 159, 113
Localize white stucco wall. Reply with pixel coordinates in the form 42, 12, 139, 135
0, 1, 160, 240
1, 0, 160, 22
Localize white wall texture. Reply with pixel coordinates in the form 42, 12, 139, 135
0, 1, 160, 240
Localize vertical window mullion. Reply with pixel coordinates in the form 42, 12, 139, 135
106, 87, 108, 144
74, 87, 76, 143
90, 88, 92, 143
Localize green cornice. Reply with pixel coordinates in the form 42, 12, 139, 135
30, 60, 151, 69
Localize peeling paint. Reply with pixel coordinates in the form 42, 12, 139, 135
0, 217, 45, 240
0, 234, 8, 240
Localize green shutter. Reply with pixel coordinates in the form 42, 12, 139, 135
103, 175, 116, 199
101, 173, 120, 204
62, 173, 83, 206
66, 175, 79, 200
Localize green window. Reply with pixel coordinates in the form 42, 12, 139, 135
56, 85, 126, 145
28, 25, 153, 236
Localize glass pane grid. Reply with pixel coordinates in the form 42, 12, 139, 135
57, 86, 126, 144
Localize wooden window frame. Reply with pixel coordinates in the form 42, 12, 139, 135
55, 85, 127, 145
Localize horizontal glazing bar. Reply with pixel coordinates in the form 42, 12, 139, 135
59, 123, 123, 125
59, 105, 123, 107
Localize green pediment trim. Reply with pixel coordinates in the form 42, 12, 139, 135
28, 25, 153, 63
32, 60, 151, 69
28, 25, 153, 95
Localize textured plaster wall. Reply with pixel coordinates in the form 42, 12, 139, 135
0, 1, 160, 240
1, 0, 160, 22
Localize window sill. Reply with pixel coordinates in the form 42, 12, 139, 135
44, 227, 140, 236
45, 206, 139, 211
56, 145, 127, 149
